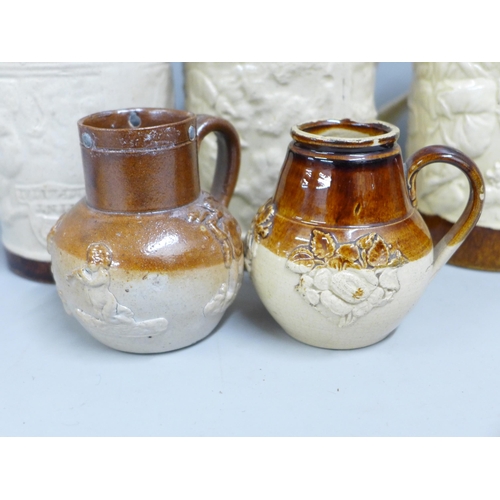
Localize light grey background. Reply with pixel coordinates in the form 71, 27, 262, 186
3, 62, 499, 437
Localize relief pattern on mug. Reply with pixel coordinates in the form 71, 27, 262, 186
286, 230, 408, 327
185, 63, 376, 232
16, 183, 85, 247
66, 243, 169, 337
407, 62, 500, 229
186, 195, 244, 317
244, 198, 275, 272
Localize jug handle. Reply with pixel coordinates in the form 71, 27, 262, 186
196, 115, 241, 207
406, 145, 485, 276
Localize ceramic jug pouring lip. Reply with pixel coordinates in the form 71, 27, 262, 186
291, 118, 399, 150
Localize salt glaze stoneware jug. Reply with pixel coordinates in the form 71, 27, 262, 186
245, 119, 485, 350
48, 108, 244, 354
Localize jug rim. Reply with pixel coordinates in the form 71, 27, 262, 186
77, 108, 196, 151
291, 118, 399, 149
78, 107, 195, 131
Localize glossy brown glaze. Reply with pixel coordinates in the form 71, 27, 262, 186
49, 195, 243, 273
407, 145, 484, 249
265, 209, 433, 262
196, 114, 240, 207
251, 119, 484, 268
5, 248, 54, 283
275, 145, 413, 227
262, 119, 432, 261
51, 108, 242, 273
245, 119, 485, 350
423, 214, 500, 271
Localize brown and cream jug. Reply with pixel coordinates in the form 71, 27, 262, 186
48, 108, 243, 354
245, 119, 485, 349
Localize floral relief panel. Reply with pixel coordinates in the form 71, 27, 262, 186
286, 230, 408, 327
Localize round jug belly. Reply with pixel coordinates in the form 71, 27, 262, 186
250, 241, 433, 349
51, 239, 241, 353
49, 193, 244, 354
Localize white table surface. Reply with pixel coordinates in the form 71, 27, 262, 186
1, 230, 499, 437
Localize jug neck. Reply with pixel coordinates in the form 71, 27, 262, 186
274, 119, 414, 226
78, 108, 201, 213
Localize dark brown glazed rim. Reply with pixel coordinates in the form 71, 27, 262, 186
78, 108, 196, 151
291, 118, 399, 149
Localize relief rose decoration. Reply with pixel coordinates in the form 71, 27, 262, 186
286, 230, 408, 327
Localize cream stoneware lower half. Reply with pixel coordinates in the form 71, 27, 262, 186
51, 248, 243, 354
250, 244, 434, 349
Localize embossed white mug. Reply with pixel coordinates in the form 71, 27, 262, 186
407, 62, 500, 270
0, 62, 174, 281
185, 62, 377, 233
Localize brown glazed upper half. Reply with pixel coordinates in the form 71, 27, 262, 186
49, 195, 243, 273
259, 119, 431, 261
77, 108, 240, 212
256, 119, 484, 264
80, 108, 194, 212
50, 108, 242, 273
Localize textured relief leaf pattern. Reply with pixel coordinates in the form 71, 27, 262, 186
311, 229, 336, 259
185, 193, 244, 317
407, 62, 500, 229
287, 248, 316, 274
184, 62, 377, 232
286, 231, 408, 327
244, 198, 275, 272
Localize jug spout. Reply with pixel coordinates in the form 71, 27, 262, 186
78, 108, 201, 213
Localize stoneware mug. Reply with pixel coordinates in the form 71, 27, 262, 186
245, 118, 485, 350
0, 62, 174, 283
48, 108, 244, 354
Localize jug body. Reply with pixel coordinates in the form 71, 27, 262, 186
48, 108, 243, 354
246, 119, 484, 349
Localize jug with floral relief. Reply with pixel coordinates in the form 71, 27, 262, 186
246, 119, 484, 349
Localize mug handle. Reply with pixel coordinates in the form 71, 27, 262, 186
406, 145, 485, 276
196, 114, 241, 207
